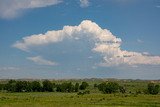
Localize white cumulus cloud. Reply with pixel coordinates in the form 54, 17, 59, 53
27, 56, 57, 66
13, 20, 121, 51
13, 20, 160, 66
0, 0, 62, 19
80, 0, 90, 8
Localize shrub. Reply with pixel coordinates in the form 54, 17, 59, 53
77, 90, 90, 95
119, 86, 126, 93
94, 84, 98, 88
75, 83, 79, 92
79, 82, 89, 90
56, 82, 74, 92
147, 83, 159, 95
105, 82, 119, 94
42, 80, 53, 92
98, 82, 106, 93
30, 81, 42, 92
98, 82, 125, 94
4, 80, 16, 92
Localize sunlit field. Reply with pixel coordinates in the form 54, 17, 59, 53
0, 79, 160, 107
0, 92, 160, 107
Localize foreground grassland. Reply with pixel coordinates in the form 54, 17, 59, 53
0, 79, 160, 107
0, 92, 160, 107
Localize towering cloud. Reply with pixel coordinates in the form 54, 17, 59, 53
0, 0, 62, 19
13, 20, 160, 66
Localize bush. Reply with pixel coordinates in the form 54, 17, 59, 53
30, 81, 42, 92
105, 82, 119, 94
4, 80, 16, 92
79, 82, 89, 90
0, 84, 5, 90
147, 83, 159, 95
119, 86, 126, 93
56, 82, 74, 92
75, 83, 79, 92
77, 90, 90, 95
15, 81, 31, 92
94, 84, 98, 88
98, 82, 125, 94
98, 82, 106, 93
42, 80, 53, 92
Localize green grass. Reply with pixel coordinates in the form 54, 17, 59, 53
0, 92, 160, 107
0, 79, 160, 107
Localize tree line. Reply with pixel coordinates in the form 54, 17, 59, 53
96, 82, 125, 94
96, 82, 159, 95
0, 80, 159, 95
0, 80, 89, 92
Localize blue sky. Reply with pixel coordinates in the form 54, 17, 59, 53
0, 0, 160, 79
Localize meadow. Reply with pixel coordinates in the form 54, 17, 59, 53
1, 92, 160, 107
0, 79, 160, 107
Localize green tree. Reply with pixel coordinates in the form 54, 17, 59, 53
75, 83, 79, 92
98, 82, 121, 94
4, 80, 16, 92
59, 82, 74, 92
148, 83, 159, 95
105, 82, 119, 94
119, 86, 126, 93
94, 83, 98, 88
67, 82, 74, 92
98, 82, 106, 93
30, 81, 42, 92
42, 80, 53, 92
15, 81, 31, 92
0, 84, 4, 90
79, 82, 89, 90
59, 83, 67, 92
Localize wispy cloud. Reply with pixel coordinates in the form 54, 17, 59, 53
0, 0, 62, 19
137, 39, 143, 43
80, 0, 90, 8
13, 20, 160, 66
27, 56, 57, 66
0, 67, 19, 71
156, 5, 160, 8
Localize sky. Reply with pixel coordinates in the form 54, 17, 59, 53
0, 0, 160, 79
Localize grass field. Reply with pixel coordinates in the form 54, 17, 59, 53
0, 79, 160, 107
0, 92, 160, 107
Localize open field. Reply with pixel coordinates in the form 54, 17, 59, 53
0, 79, 160, 107
0, 92, 160, 107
